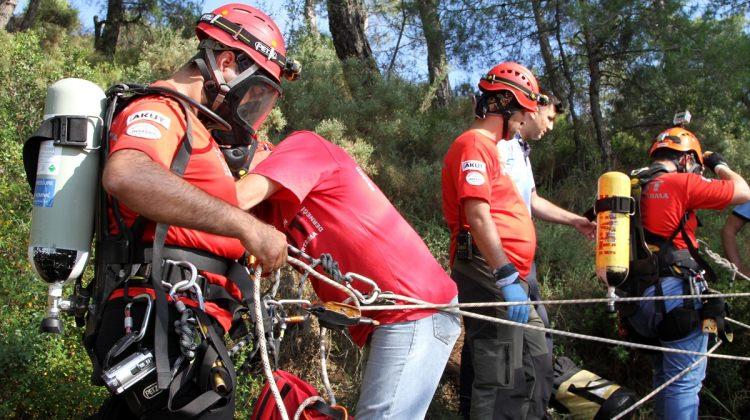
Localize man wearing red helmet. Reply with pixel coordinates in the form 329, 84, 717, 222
441, 62, 553, 419
236, 131, 460, 419
620, 126, 750, 418
89, 4, 295, 418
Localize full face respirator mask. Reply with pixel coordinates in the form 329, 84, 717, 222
212, 71, 281, 177
195, 46, 283, 177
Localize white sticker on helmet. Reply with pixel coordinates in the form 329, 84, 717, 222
465, 171, 485, 186
126, 110, 171, 130
461, 160, 487, 173
126, 122, 162, 140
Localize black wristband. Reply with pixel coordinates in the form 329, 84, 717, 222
493, 263, 518, 280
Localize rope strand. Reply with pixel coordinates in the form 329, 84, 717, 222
611, 340, 722, 420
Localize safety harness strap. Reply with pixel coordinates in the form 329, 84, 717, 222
594, 196, 634, 215
309, 400, 348, 420
678, 222, 718, 283
151, 97, 195, 390
23, 116, 92, 190
167, 310, 236, 417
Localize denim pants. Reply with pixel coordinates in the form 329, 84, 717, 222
626, 276, 708, 420
355, 297, 461, 420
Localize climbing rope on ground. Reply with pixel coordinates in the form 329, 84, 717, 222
611, 340, 723, 420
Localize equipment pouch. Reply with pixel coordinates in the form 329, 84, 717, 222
456, 230, 473, 261
656, 306, 700, 342
700, 290, 733, 343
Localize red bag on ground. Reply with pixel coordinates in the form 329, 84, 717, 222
251, 370, 350, 420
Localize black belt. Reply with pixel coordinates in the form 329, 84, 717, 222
136, 247, 242, 307
141, 246, 231, 275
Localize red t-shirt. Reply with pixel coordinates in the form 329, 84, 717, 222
251, 131, 458, 346
441, 130, 536, 278
641, 172, 734, 249
108, 81, 245, 331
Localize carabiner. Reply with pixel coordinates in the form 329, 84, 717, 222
124, 293, 153, 343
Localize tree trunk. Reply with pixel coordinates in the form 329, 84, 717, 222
386, 1, 407, 78
553, 0, 584, 157
531, 0, 564, 99
326, 0, 379, 86
0, 0, 17, 30
305, 0, 318, 37
416, 0, 451, 108
18, 0, 41, 31
96, 0, 124, 57
583, 26, 611, 167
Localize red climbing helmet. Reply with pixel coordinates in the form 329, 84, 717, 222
478, 62, 545, 112
196, 3, 288, 83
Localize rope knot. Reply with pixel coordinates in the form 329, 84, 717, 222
319, 253, 345, 283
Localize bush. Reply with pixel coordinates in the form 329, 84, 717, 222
3, 23, 750, 419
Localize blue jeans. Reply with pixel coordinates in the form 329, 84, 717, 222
626, 276, 708, 420
355, 297, 461, 420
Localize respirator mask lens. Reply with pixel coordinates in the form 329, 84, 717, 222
230, 75, 281, 135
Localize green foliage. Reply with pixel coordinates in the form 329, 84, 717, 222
0, 30, 106, 417
33, 0, 80, 35
2, 7, 750, 417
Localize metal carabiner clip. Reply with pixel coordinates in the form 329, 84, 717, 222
164, 260, 205, 310
124, 293, 153, 342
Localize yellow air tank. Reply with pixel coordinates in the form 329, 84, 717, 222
595, 172, 632, 288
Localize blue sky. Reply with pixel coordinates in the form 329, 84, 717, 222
13, 0, 477, 86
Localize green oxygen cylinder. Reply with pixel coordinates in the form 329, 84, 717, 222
26, 78, 106, 333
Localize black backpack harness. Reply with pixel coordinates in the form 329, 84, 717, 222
81, 84, 261, 417
614, 164, 729, 342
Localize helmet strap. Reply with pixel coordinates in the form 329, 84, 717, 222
203, 48, 230, 110
193, 53, 222, 110
502, 114, 511, 140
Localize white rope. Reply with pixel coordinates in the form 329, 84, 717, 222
436, 303, 750, 362
611, 340, 722, 420
252, 265, 289, 420
360, 292, 750, 310
726, 317, 750, 330
698, 239, 750, 282
283, 254, 750, 362
319, 327, 336, 405
293, 396, 327, 420
286, 255, 361, 309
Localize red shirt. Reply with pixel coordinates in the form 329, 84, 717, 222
251, 131, 458, 346
108, 81, 245, 331
641, 172, 734, 249
441, 130, 536, 278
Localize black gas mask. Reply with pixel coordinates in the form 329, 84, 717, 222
212, 72, 281, 177
195, 46, 282, 177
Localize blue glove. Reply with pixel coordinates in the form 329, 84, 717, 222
501, 282, 530, 324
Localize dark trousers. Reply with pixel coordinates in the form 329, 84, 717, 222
453, 259, 552, 420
